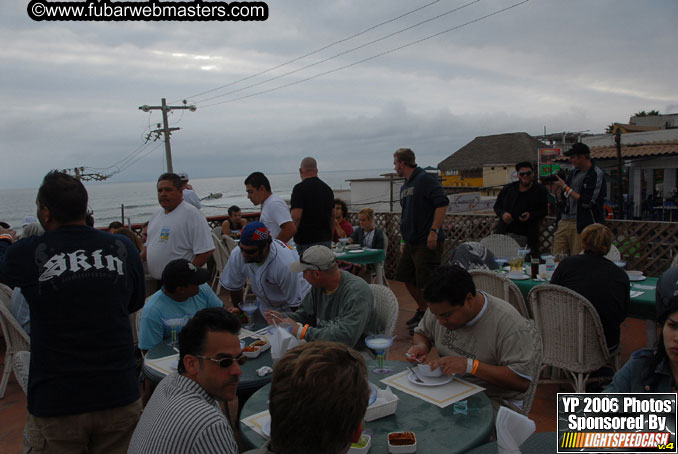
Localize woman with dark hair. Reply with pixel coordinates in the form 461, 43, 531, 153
605, 295, 678, 392
332, 198, 353, 242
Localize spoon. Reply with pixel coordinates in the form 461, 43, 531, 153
405, 352, 424, 364
407, 366, 425, 384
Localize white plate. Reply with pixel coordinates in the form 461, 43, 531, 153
629, 275, 646, 282
347, 249, 365, 254
507, 273, 530, 280
407, 371, 454, 387
262, 419, 271, 438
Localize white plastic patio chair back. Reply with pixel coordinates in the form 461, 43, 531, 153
0, 284, 31, 398
211, 233, 231, 295
605, 244, 620, 262
672, 255, 678, 267
480, 234, 521, 259
528, 284, 617, 393
469, 270, 530, 318
223, 235, 238, 255
211, 226, 223, 238
370, 233, 390, 288
369, 284, 398, 337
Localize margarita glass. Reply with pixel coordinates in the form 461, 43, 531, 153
365, 335, 394, 374
239, 299, 259, 330
162, 316, 188, 348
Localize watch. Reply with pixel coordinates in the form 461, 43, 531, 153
430, 228, 440, 234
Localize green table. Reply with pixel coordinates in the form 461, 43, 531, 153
510, 275, 657, 320
464, 432, 558, 454
335, 248, 386, 285
240, 360, 494, 453
143, 313, 274, 394
510, 274, 659, 346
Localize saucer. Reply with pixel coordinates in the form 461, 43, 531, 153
507, 272, 530, 280
407, 371, 454, 387
628, 275, 646, 282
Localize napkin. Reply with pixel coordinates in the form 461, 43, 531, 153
269, 325, 299, 363
630, 290, 644, 298
256, 366, 273, 376
496, 406, 535, 454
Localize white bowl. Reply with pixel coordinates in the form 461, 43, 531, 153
626, 270, 643, 279
387, 432, 417, 453
416, 364, 443, 378
348, 433, 371, 453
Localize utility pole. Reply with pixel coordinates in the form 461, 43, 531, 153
138, 98, 196, 173
615, 129, 624, 219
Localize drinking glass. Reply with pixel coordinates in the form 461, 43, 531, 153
339, 237, 349, 252
238, 299, 259, 330
365, 335, 394, 374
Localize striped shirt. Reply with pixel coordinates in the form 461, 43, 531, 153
128, 373, 238, 454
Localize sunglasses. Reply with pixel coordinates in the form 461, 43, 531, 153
240, 247, 260, 255
518, 171, 533, 176
195, 354, 247, 368
300, 258, 321, 270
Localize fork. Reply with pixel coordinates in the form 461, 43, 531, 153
407, 366, 425, 384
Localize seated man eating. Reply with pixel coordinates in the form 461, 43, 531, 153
407, 264, 539, 412
265, 245, 381, 350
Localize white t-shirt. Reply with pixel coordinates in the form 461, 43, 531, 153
220, 240, 310, 313
182, 189, 201, 210
259, 194, 293, 242
146, 201, 214, 279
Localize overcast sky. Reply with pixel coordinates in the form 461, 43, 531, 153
1, 0, 676, 189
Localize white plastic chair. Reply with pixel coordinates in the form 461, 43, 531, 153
480, 234, 521, 259
528, 284, 620, 393
369, 284, 398, 337
0, 284, 31, 398
12, 351, 30, 396
370, 233, 390, 288
210, 233, 231, 295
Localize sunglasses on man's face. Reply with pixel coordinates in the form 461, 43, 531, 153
518, 171, 533, 177
195, 354, 247, 368
240, 247, 260, 255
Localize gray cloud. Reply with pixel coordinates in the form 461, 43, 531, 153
1, 0, 676, 188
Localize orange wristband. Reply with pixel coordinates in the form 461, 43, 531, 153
471, 359, 479, 375
300, 324, 309, 340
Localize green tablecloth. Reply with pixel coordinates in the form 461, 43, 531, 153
240, 360, 494, 453
335, 248, 386, 265
464, 432, 558, 454
511, 275, 658, 320
143, 314, 273, 394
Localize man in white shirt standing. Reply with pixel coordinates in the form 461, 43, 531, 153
244, 172, 296, 244
144, 172, 214, 283
178, 172, 201, 210
220, 222, 310, 314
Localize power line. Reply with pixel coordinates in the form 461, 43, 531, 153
171, 0, 444, 104
192, 0, 480, 105
200, 0, 529, 109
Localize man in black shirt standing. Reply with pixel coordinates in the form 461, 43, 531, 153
0, 171, 145, 453
290, 157, 335, 256
493, 161, 548, 255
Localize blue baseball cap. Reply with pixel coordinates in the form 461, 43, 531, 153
240, 221, 271, 246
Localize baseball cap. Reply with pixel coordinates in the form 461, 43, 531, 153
240, 221, 271, 246
656, 266, 678, 321
161, 259, 210, 289
290, 245, 337, 273
0, 221, 10, 229
563, 142, 590, 157
178, 172, 189, 182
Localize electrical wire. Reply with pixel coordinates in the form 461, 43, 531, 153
170, 0, 444, 104
192, 0, 480, 105
200, 0, 529, 109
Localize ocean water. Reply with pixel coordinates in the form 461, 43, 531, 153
0, 169, 390, 229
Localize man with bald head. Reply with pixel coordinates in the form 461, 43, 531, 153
290, 157, 335, 256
